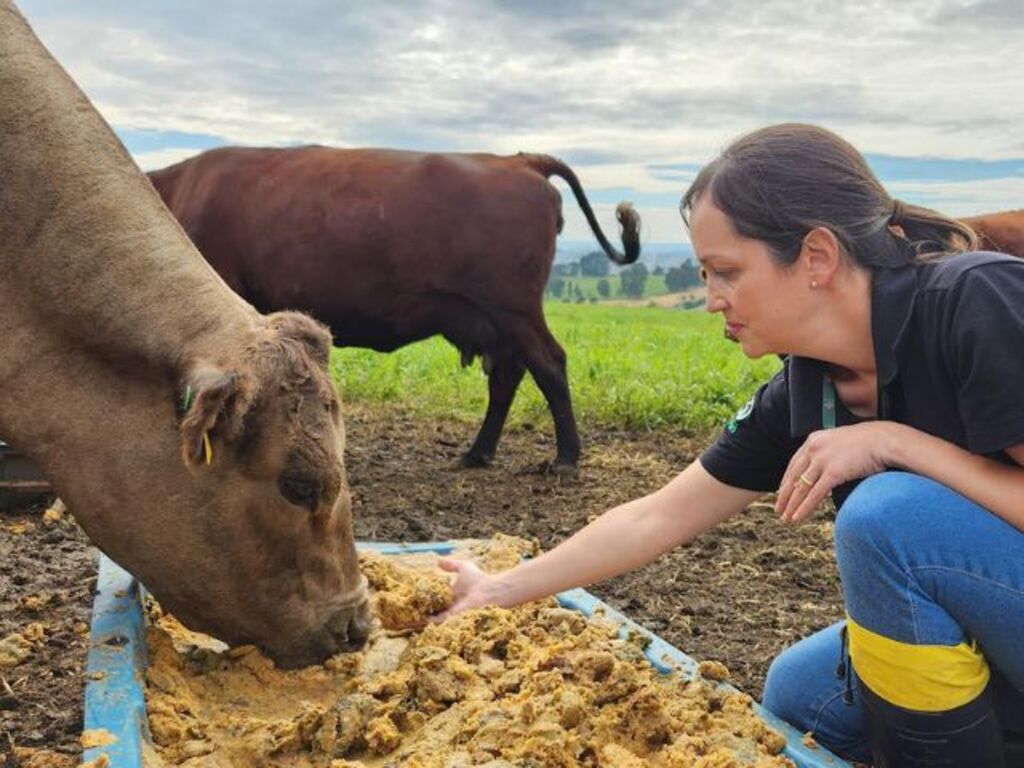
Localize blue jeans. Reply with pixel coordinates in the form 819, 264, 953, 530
763, 472, 1024, 762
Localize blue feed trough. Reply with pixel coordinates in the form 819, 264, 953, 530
83, 542, 852, 767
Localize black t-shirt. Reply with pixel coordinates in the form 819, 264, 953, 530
700, 251, 1024, 509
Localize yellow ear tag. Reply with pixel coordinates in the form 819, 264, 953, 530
203, 432, 213, 465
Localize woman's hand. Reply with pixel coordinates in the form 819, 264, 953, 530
430, 557, 503, 622
776, 422, 903, 522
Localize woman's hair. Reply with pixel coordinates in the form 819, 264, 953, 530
680, 123, 978, 268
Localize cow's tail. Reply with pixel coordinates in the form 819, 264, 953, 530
521, 154, 641, 265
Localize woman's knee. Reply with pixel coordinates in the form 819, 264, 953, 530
834, 471, 932, 566
763, 625, 844, 727
763, 644, 807, 723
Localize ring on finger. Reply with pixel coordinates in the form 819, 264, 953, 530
798, 472, 815, 487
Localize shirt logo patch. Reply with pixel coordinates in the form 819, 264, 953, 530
726, 397, 755, 434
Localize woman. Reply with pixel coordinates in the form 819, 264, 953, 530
437, 124, 1024, 766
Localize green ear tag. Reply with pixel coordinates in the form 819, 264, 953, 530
182, 385, 195, 413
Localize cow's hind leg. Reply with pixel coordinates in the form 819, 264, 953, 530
462, 351, 526, 468
513, 320, 581, 473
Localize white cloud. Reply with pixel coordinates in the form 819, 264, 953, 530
17, 0, 1024, 242
560, 202, 691, 247
890, 177, 1024, 217
133, 148, 205, 173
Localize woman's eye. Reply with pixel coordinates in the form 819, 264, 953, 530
707, 268, 736, 281
699, 266, 708, 283
278, 476, 320, 511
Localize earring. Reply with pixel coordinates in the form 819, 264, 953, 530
810, 280, 819, 289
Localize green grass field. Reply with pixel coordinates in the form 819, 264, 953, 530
330, 302, 781, 435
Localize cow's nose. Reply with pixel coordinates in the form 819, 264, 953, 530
345, 607, 373, 652
340, 618, 370, 652
326, 597, 373, 653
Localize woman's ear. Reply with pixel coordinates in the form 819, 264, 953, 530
801, 226, 842, 287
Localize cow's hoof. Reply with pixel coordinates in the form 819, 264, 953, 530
459, 451, 493, 469
525, 459, 579, 477
550, 459, 579, 478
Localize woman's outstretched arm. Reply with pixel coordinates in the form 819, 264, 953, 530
437, 460, 760, 618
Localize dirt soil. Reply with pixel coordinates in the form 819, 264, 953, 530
0, 500, 96, 766
0, 399, 843, 763
343, 402, 844, 700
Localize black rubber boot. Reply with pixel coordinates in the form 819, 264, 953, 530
993, 673, 1024, 768
861, 681, 1005, 767
1006, 732, 1024, 768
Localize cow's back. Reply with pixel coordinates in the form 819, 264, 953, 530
961, 209, 1024, 258
150, 147, 564, 348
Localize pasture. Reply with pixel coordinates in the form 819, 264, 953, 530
332, 301, 780, 434
1, 303, 846, 764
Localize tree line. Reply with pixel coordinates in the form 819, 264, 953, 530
547, 251, 703, 300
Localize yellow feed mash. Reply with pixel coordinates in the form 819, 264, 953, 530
143, 536, 793, 767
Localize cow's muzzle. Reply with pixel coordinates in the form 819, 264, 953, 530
324, 576, 372, 653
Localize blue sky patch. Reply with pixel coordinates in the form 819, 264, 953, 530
865, 154, 1024, 183
114, 128, 226, 155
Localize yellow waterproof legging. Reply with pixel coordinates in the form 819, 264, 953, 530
846, 615, 990, 712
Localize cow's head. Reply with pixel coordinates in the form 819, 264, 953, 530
154, 311, 370, 668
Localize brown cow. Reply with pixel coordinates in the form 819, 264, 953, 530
1, 2, 370, 667
148, 147, 641, 472
961, 209, 1024, 258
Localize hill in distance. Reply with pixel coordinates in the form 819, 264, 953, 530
555, 239, 694, 270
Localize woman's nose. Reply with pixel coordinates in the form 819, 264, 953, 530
705, 288, 727, 313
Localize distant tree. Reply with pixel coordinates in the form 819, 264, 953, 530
652, 265, 665, 276
665, 262, 702, 292
548, 276, 566, 298
573, 284, 585, 302
596, 278, 610, 298
552, 262, 580, 277
664, 266, 686, 292
620, 263, 648, 298
579, 250, 610, 277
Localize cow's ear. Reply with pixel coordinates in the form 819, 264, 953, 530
268, 312, 333, 366
179, 367, 256, 468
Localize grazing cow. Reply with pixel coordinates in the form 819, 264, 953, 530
961, 209, 1024, 258
0, 2, 370, 667
148, 147, 641, 472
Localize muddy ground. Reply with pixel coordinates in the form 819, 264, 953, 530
0, 400, 843, 763
0, 500, 96, 765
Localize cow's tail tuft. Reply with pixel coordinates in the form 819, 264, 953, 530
615, 202, 641, 265
521, 154, 641, 265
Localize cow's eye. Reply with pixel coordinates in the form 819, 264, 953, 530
278, 476, 320, 512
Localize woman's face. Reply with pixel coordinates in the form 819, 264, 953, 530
689, 197, 813, 359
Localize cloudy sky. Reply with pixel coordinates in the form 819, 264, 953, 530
18, 0, 1024, 245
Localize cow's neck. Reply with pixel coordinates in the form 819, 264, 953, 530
0, 6, 252, 462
